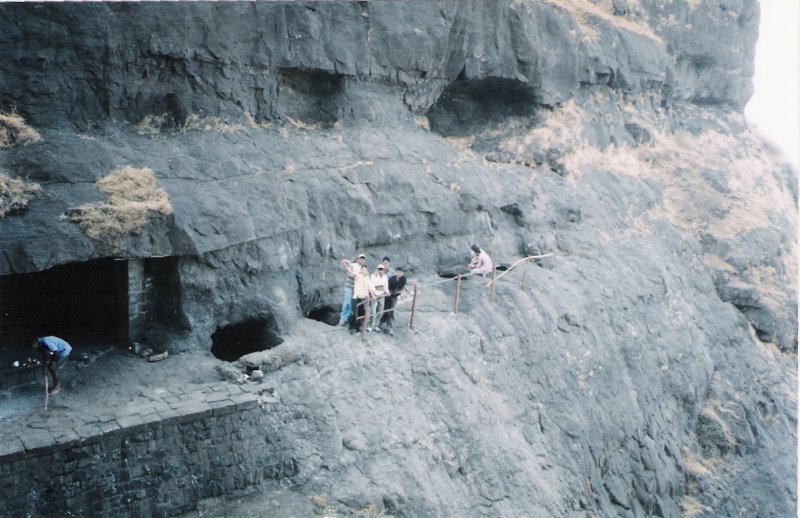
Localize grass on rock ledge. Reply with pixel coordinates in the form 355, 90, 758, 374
65, 165, 172, 242
0, 112, 41, 148
0, 171, 42, 218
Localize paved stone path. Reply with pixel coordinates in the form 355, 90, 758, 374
0, 350, 269, 459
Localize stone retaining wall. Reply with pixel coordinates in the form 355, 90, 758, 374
0, 394, 294, 517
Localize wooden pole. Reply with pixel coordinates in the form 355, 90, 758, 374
454, 275, 462, 314
520, 258, 530, 289
362, 299, 369, 338
44, 375, 48, 416
486, 253, 554, 286
489, 267, 497, 303
409, 284, 418, 329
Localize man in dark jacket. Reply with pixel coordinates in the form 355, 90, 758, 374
380, 268, 406, 335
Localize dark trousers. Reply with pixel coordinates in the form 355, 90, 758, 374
349, 298, 366, 331
381, 295, 397, 328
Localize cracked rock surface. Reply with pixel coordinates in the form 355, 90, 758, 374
0, 2, 795, 517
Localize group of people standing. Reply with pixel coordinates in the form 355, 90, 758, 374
339, 254, 407, 336
338, 245, 493, 337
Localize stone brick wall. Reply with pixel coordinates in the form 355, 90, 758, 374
0, 395, 296, 517
127, 258, 149, 347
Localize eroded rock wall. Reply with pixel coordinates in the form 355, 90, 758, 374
1, 0, 756, 132
0, 1, 794, 517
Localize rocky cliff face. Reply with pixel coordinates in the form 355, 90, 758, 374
0, 1, 795, 517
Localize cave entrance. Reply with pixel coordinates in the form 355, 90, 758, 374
276, 68, 343, 127
211, 317, 284, 362
427, 77, 540, 141
305, 305, 339, 326
0, 258, 128, 365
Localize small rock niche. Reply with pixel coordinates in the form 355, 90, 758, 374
211, 317, 284, 362
305, 304, 339, 326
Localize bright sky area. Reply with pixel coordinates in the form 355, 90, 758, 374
744, 0, 800, 169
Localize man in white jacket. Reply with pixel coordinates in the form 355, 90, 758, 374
367, 264, 389, 331
339, 253, 366, 325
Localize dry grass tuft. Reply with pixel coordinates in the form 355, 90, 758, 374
686, 0, 703, 11
309, 494, 343, 517
698, 404, 736, 450
358, 503, 385, 517
680, 446, 716, 517
134, 114, 169, 135
309, 495, 327, 509
503, 100, 587, 153
680, 495, 713, 517
558, 107, 797, 288
414, 115, 431, 131
135, 113, 264, 135
244, 111, 269, 129
65, 166, 171, 241
0, 112, 42, 148
445, 135, 476, 151
495, 89, 796, 352
0, 171, 42, 217
701, 254, 737, 274
182, 114, 247, 134
285, 116, 321, 132
681, 448, 713, 479
539, 0, 663, 45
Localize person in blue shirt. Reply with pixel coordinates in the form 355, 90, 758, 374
32, 336, 72, 395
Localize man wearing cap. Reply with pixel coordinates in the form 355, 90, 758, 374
380, 267, 406, 335
339, 253, 366, 326
349, 264, 371, 334
367, 264, 389, 331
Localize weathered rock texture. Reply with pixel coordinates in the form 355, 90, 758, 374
0, 1, 795, 517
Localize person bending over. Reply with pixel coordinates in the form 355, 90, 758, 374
32, 335, 72, 395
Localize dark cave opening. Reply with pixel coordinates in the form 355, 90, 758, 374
438, 266, 508, 280
427, 77, 541, 139
211, 317, 284, 362
276, 68, 343, 127
0, 259, 128, 364
305, 305, 339, 326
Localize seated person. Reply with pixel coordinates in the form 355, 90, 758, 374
469, 244, 494, 277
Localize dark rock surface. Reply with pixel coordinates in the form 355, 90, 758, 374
0, 1, 794, 517
1, 0, 757, 130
